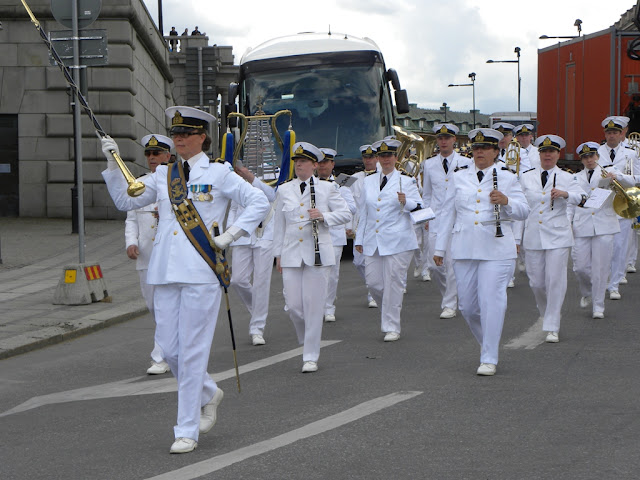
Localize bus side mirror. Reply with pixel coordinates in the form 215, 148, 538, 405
395, 89, 409, 114
228, 82, 239, 101
386, 69, 401, 91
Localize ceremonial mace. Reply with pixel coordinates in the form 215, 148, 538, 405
18, 0, 145, 197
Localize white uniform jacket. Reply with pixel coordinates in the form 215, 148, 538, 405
520, 166, 585, 250
327, 177, 357, 246
569, 165, 636, 237
103, 152, 270, 285
273, 176, 351, 267
228, 178, 277, 246
598, 144, 640, 182
422, 152, 471, 231
519, 145, 540, 171
355, 170, 422, 256
434, 165, 529, 260
124, 173, 158, 271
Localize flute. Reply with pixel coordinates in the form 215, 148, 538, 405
550, 173, 557, 210
308, 177, 322, 266
492, 168, 504, 237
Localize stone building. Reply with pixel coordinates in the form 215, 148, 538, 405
395, 103, 489, 136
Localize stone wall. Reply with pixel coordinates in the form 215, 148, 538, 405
0, 0, 174, 219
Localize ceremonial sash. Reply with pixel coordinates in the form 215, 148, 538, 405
167, 160, 230, 287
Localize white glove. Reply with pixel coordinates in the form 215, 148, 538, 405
213, 231, 234, 250
100, 135, 120, 170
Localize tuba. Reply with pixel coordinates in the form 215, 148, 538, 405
392, 125, 431, 178
505, 139, 521, 177
600, 166, 640, 218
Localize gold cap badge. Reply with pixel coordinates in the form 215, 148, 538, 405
294, 145, 304, 155
607, 120, 616, 128
172, 111, 183, 126
380, 142, 389, 151
522, 126, 528, 132
543, 137, 552, 146
149, 136, 158, 146
476, 132, 484, 142
364, 147, 373, 155
440, 126, 447, 134
582, 144, 590, 153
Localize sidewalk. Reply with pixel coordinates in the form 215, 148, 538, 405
0, 218, 147, 360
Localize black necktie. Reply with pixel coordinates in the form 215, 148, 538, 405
300, 182, 306, 194
541, 170, 548, 187
477, 170, 484, 182
501, 149, 506, 158
183, 161, 190, 182
588, 169, 594, 182
610, 149, 616, 161
442, 157, 448, 174
380, 176, 388, 190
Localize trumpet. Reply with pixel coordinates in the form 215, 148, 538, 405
505, 139, 521, 177
601, 167, 640, 218
309, 177, 322, 266
492, 168, 504, 237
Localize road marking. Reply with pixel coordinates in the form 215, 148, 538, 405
0, 340, 341, 418
504, 317, 545, 350
146, 391, 423, 480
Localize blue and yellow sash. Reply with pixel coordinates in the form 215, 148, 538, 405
167, 161, 230, 287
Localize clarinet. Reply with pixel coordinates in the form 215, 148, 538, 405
309, 177, 322, 265
492, 168, 504, 238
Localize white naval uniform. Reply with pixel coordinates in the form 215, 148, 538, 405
435, 164, 529, 365
520, 166, 585, 334
228, 178, 277, 336
324, 177, 357, 316
422, 152, 472, 310
519, 145, 540, 171
355, 169, 422, 335
124, 179, 164, 364
349, 170, 368, 281
569, 165, 634, 314
273, 176, 351, 363
597, 143, 640, 292
103, 153, 269, 442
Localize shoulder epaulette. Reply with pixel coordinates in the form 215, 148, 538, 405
160, 162, 169, 166
320, 178, 334, 182
625, 145, 635, 150
210, 157, 227, 164
365, 170, 377, 176
501, 167, 516, 174
601, 164, 614, 168
400, 171, 412, 177
453, 165, 469, 172
281, 178, 294, 184
522, 167, 535, 174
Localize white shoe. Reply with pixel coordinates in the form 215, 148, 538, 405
440, 307, 456, 319
627, 265, 637, 273
368, 299, 378, 308
476, 363, 496, 376
403, 288, 407, 294
517, 262, 526, 273
324, 313, 336, 322
302, 361, 318, 373
170, 437, 197, 454
592, 311, 605, 319
384, 332, 400, 342
146, 361, 170, 375
507, 278, 515, 288
251, 334, 265, 346
413, 267, 421, 278
579, 296, 592, 308
619, 276, 628, 285
545, 331, 559, 343
422, 272, 431, 282
200, 388, 224, 434
609, 290, 621, 300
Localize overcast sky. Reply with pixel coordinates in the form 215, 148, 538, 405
144, 0, 635, 115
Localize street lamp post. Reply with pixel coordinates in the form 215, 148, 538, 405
448, 72, 476, 129
487, 47, 521, 112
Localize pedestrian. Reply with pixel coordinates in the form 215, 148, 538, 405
520, 134, 586, 343
273, 142, 351, 373
125, 134, 173, 375
191, 26, 201, 36
169, 26, 178, 51
354, 138, 422, 342
100, 106, 269, 454
434, 128, 529, 376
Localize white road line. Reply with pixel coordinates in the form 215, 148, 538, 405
146, 391, 423, 480
0, 340, 341, 417
504, 317, 545, 350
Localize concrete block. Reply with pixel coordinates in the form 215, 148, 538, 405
5, 21, 43, 44
20, 91, 71, 114
89, 68, 135, 93
18, 184, 46, 217
17, 43, 51, 68
92, 20, 133, 45
23, 67, 46, 90
0, 44, 18, 67
83, 161, 110, 183
45, 67, 71, 90
47, 183, 74, 207
19, 137, 70, 161
0, 68, 26, 113
53, 263, 110, 305
19, 114, 46, 137
108, 44, 134, 69
47, 205, 72, 218
46, 160, 73, 183
19, 160, 47, 184
96, 91, 134, 114
90, 184, 114, 208
109, 115, 137, 139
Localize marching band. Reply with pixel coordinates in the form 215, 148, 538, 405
100, 106, 640, 454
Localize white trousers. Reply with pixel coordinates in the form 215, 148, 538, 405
282, 265, 330, 362
572, 235, 614, 314
453, 258, 514, 365
365, 250, 412, 334
325, 246, 344, 315
230, 242, 274, 335
353, 245, 372, 301
428, 231, 457, 310
525, 248, 570, 333
609, 218, 633, 291
412, 224, 430, 275
138, 269, 164, 363
627, 225, 638, 267
154, 283, 221, 441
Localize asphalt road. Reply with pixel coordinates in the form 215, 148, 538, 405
1, 258, 639, 480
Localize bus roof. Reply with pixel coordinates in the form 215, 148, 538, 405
240, 32, 383, 65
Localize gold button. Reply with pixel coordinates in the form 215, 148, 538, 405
478, 189, 482, 192
152, 237, 155, 241
539, 221, 542, 224
300, 215, 304, 219
151, 225, 154, 229
376, 219, 379, 223
445, 179, 449, 182
173, 231, 178, 235
299, 238, 303, 242
377, 208, 380, 211
592, 212, 595, 215
591, 187, 595, 191
300, 203, 304, 206
474, 221, 478, 225
539, 211, 543, 214
299, 226, 303, 230
475, 210, 479, 214
476, 199, 480, 203
378, 198, 381, 202
542, 191, 546, 195
541, 201, 545, 204
376, 229, 379, 233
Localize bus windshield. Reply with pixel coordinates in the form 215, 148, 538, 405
241, 63, 394, 170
